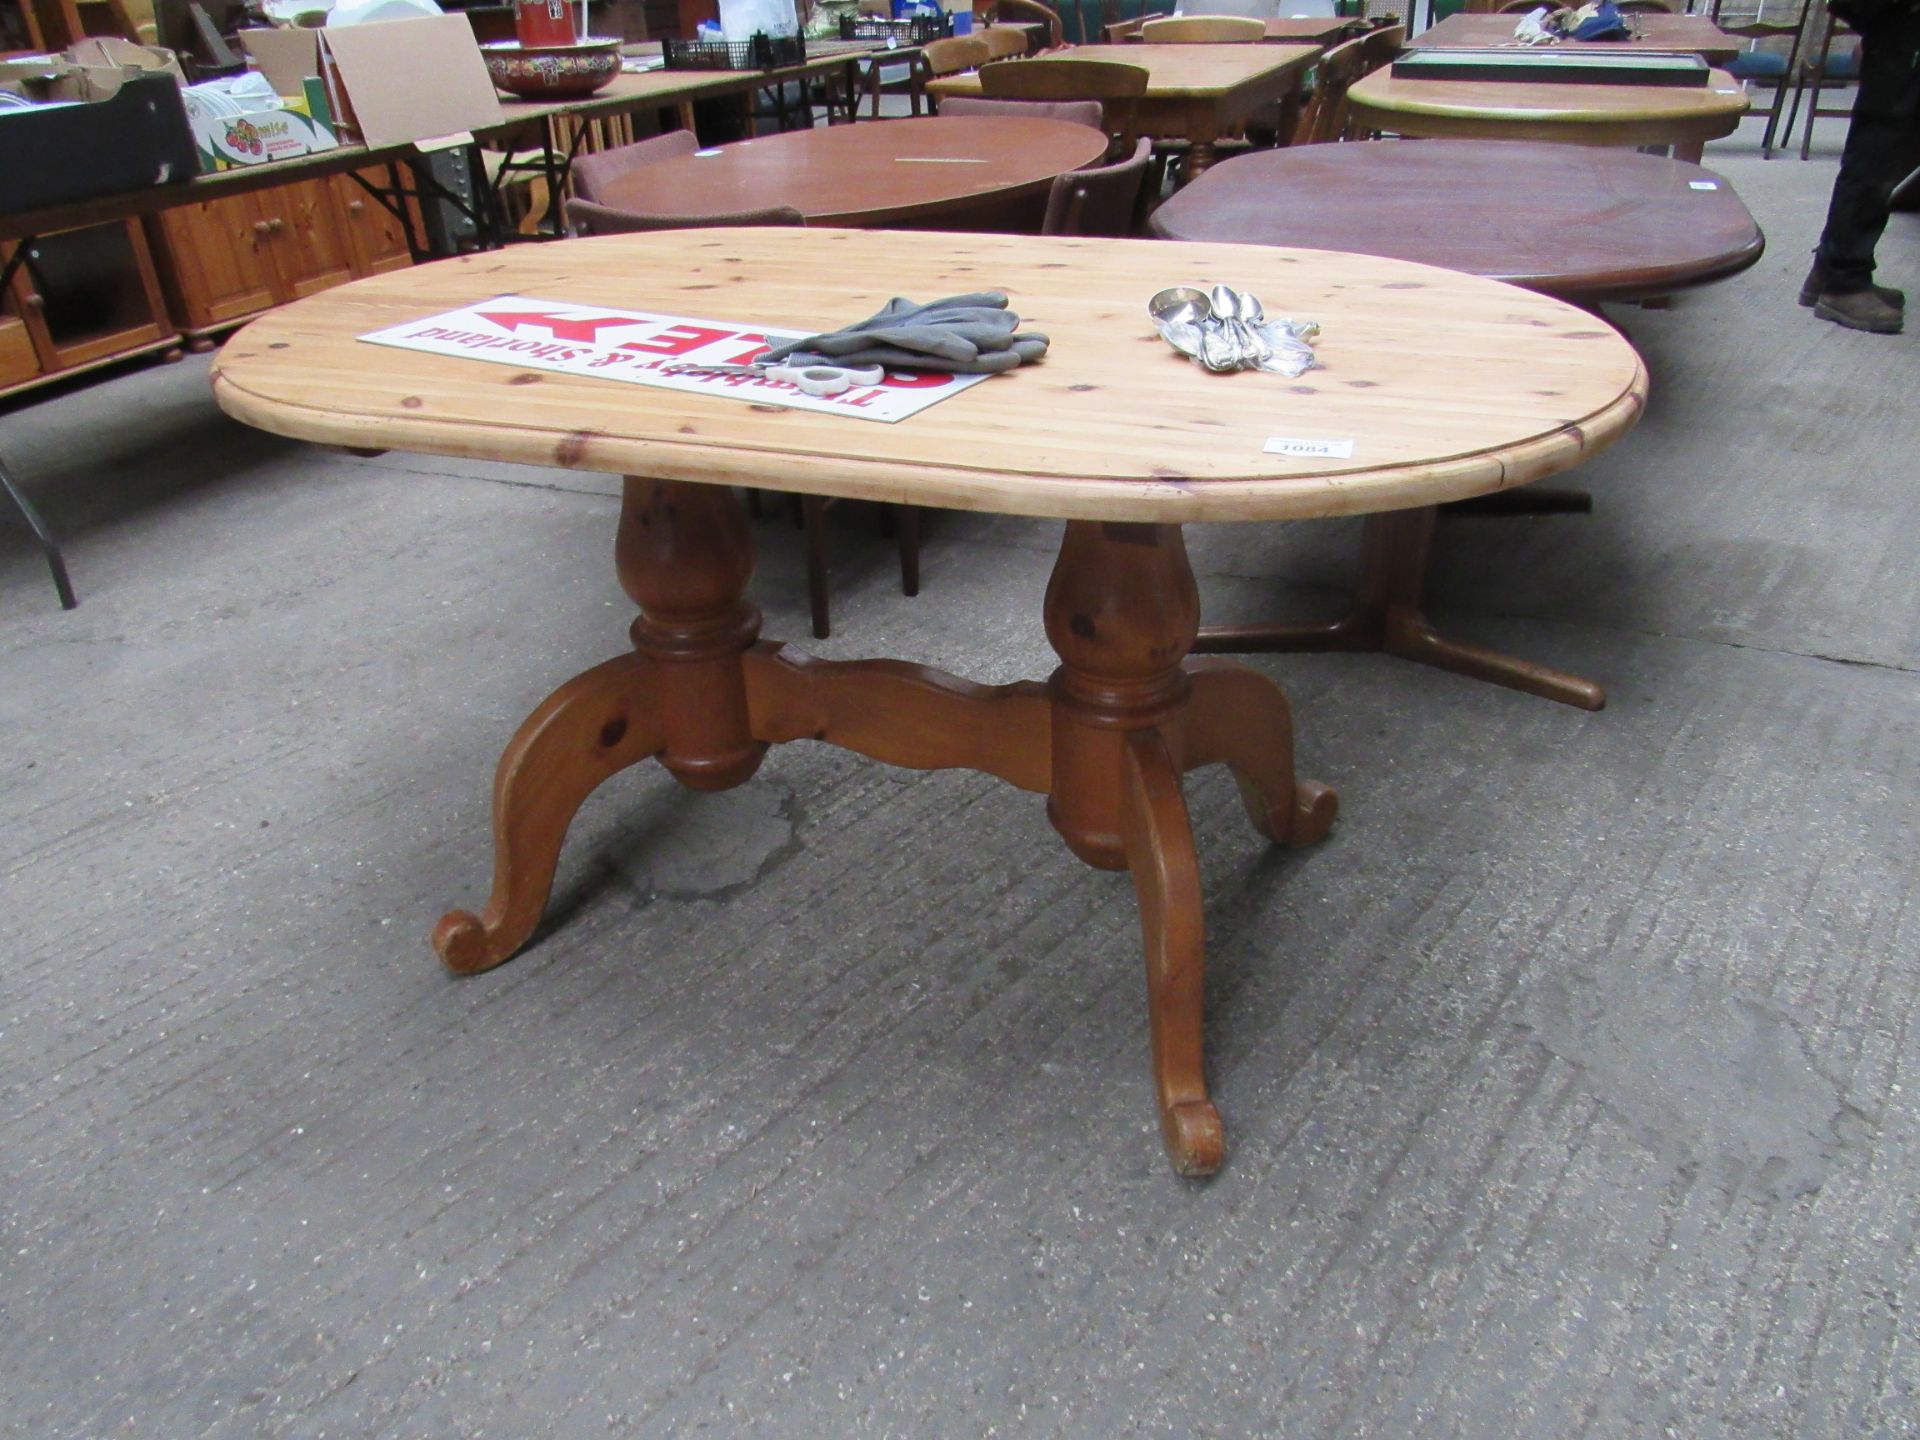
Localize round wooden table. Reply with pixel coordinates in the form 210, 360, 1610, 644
210, 229, 1646, 1177
1346, 67, 1750, 163
591, 115, 1110, 230
1150, 139, 1763, 711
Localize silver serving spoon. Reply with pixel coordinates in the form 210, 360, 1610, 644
1150, 286, 1237, 371
1148, 286, 1214, 329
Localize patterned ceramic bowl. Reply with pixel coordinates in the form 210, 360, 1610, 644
482, 37, 623, 100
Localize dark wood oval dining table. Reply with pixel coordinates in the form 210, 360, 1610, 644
591, 114, 1111, 230
1151, 139, 1765, 711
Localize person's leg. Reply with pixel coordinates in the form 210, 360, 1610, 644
1810, 14, 1920, 330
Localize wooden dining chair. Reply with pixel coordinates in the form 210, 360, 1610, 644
1290, 33, 1370, 144
569, 131, 700, 204
870, 34, 990, 118
1787, 7, 1863, 159
1359, 22, 1404, 68
1708, 0, 1814, 158
937, 96, 1108, 129
979, 23, 1033, 62
1140, 13, 1265, 41
989, 0, 1065, 50
979, 58, 1151, 154
1041, 136, 1156, 236
923, 34, 994, 93
1176, 0, 1284, 15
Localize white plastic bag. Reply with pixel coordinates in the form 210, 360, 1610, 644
718, 0, 798, 41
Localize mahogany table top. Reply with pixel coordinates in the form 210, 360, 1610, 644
208, 228, 1646, 524
592, 116, 1109, 227
1414, 13, 1744, 63
1147, 139, 1765, 303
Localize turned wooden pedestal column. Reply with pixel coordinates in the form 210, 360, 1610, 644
433, 481, 1334, 1176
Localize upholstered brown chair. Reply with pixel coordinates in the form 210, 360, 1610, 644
1041, 137, 1156, 237
569, 131, 699, 205
564, 201, 806, 235
979, 57, 1150, 154
936, 96, 1107, 130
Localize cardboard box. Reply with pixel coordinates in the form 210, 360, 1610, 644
316, 14, 503, 148
185, 77, 340, 170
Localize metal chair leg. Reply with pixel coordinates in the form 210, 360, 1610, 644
0, 454, 77, 610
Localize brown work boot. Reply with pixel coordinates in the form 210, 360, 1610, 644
1813, 287, 1906, 334
1799, 259, 1905, 310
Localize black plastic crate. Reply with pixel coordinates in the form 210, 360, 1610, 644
837, 13, 954, 43
661, 32, 808, 70
0, 73, 199, 218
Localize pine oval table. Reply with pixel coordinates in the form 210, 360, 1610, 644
1346, 66, 1750, 163
209, 229, 1647, 1177
591, 116, 1111, 230
1150, 139, 1764, 709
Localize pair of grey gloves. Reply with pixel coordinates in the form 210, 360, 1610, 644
757, 291, 1049, 375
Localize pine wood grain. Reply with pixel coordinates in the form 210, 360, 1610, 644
209, 228, 1647, 525
933, 44, 1318, 99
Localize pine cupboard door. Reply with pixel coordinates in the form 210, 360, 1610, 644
0, 310, 42, 389
331, 170, 415, 277
265, 178, 357, 300
148, 192, 282, 331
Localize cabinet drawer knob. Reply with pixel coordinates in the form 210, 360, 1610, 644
252, 220, 271, 236
347, 200, 366, 215
267, 217, 286, 233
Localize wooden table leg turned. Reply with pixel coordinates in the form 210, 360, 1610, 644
1194, 506, 1606, 712
433, 485, 1337, 1176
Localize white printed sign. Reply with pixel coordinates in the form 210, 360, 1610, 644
1264, 435, 1355, 460
357, 297, 992, 423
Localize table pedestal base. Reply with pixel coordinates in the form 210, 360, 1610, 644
432, 478, 1337, 1177
1194, 507, 1605, 712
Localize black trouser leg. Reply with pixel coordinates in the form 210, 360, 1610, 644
1816, 15, 1920, 292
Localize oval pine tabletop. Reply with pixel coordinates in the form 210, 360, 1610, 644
210, 228, 1648, 524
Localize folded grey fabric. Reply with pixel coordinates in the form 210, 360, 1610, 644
759, 291, 1050, 374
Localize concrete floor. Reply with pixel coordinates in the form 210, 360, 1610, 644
2, 118, 1916, 1438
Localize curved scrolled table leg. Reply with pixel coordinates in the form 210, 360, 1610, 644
432, 652, 664, 975
1182, 660, 1338, 848
1120, 730, 1225, 1178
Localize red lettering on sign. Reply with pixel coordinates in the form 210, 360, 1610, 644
616, 325, 737, 358
474, 310, 647, 342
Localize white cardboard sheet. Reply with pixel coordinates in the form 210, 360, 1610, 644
357, 297, 993, 423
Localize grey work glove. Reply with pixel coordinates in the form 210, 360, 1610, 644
759, 291, 1050, 374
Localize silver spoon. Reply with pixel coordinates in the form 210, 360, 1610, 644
1198, 325, 1241, 372
1236, 289, 1276, 365
1209, 284, 1256, 367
